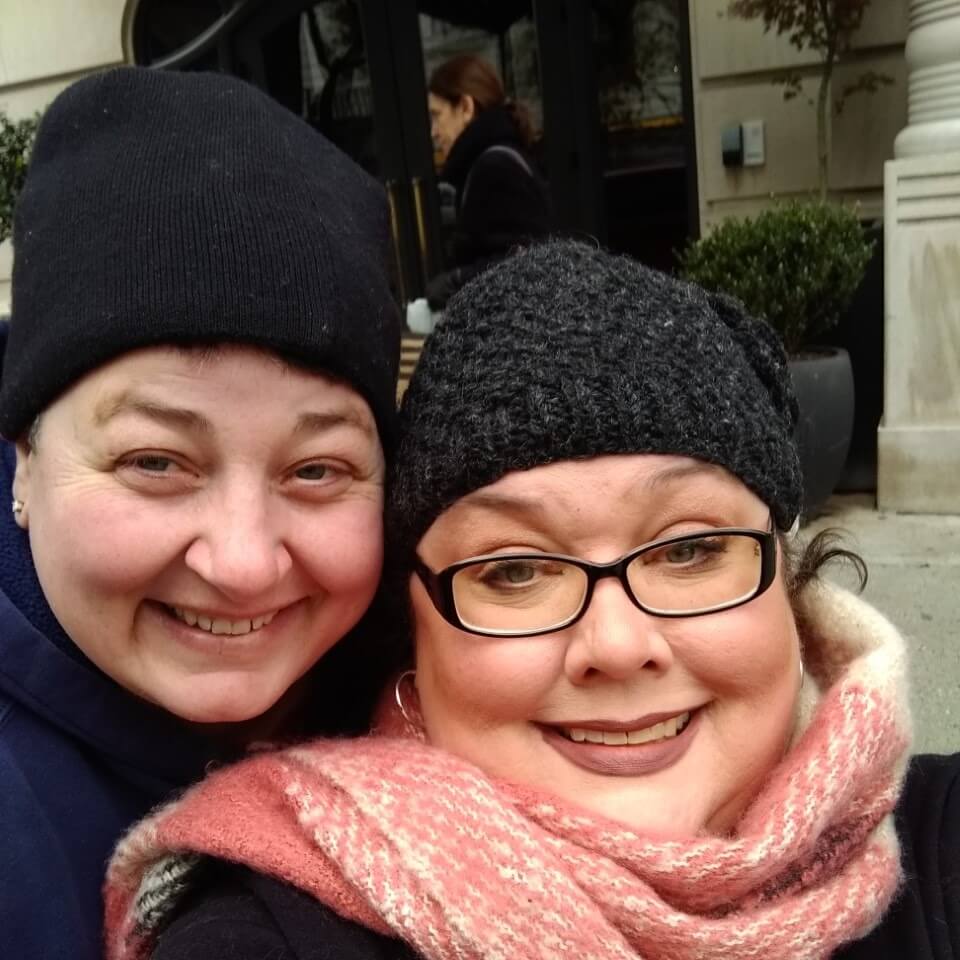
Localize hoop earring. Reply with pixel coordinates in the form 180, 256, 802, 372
799, 659, 805, 687
394, 670, 418, 727
11, 499, 23, 516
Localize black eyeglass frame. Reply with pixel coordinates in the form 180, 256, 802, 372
413, 524, 778, 638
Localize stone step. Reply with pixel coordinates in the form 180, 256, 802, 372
397, 334, 427, 402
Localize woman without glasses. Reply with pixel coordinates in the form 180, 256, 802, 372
108, 241, 958, 960
424, 54, 552, 309
0, 67, 399, 960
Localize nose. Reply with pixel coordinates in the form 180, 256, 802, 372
563, 579, 674, 684
183, 482, 293, 601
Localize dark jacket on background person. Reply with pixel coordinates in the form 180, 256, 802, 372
0, 325, 226, 960
150, 752, 960, 960
426, 105, 552, 308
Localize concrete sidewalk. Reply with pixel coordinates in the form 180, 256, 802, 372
805, 495, 960, 755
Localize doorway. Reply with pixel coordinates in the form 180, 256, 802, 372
127, 0, 698, 309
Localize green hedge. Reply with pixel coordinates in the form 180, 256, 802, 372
681, 201, 872, 354
1, 112, 40, 244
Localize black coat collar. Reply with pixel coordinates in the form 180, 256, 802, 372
442, 105, 525, 193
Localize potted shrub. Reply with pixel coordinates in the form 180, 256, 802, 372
1, 111, 39, 244
1, 111, 39, 317
681, 200, 873, 517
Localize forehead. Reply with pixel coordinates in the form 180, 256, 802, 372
473, 455, 750, 503
426, 454, 766, 541
50, 343, 375, 431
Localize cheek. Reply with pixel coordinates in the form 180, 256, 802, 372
30, 488, 185, 598
414, 598, 560, 728
295, 501, 384, 595
682, 585, 799, 699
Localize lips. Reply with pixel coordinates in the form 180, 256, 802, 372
541, 707, 703, 777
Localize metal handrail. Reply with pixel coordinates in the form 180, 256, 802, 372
143, 0, 264, 70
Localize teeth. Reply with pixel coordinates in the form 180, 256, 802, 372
564, 712, 691, 746
170, 606, 277, 636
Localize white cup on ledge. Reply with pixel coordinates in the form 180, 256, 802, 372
405, 297, 435, 335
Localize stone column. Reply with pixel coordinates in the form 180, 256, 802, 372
894, 0, 960, 158
877, 0, 960, 513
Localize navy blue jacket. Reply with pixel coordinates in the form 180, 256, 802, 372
0, 324, 230, 959
0, 437, 229, 958
0, 322, 390, 957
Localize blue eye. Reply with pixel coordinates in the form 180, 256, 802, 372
130, 454, 175, 473
485, 560, 537, 585
295, 463, 332, 481
665, 541, 698, 563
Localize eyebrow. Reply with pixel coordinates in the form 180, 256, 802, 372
93, 395, 213, 434
93, 393, 373, 439
293, 410, 375, 438
643, 461, 729, 491
456, 490, 551, 520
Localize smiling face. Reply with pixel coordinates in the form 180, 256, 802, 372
428, 92, 474, 162
13, 345, 385, 725
410, 455, 802, 837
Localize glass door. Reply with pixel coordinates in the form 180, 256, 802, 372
591, 0, 697, 270
404, 1, 546, 289
535, 0, 698, 269
130, 0, 431, 305
229, 0, 432, 304
130, 0, 699, 303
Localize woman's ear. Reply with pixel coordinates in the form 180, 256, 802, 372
12, 440, 32, 529
459, 94, 476, 124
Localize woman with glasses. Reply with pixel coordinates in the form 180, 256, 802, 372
107, 241, 957, 960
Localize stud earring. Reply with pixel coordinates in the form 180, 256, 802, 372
394, 669, 419, 727
11, 499, 24, 516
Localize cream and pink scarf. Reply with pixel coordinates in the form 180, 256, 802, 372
105, 581, 911, 960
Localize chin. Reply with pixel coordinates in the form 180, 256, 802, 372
592, 796, 708, 838
151, 676, 284, 726
549, 764, 724, 838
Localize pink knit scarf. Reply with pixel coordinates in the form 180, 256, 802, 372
105, 582, 911, 960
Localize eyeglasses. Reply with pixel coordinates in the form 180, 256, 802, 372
413, 524, 777, 638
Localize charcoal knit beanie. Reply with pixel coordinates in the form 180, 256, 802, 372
0, 66, 400, 444
388, 239, 802, 568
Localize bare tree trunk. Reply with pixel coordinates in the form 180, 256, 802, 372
816, 51, 834, 201
816, 0, 838, 202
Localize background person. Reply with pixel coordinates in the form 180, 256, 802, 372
424, 54, 552, 309
108, 241, 957, 960
0, 66, 400, 960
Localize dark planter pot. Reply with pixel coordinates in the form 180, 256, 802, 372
788, 347, 855, 520
821, 222, 884, 491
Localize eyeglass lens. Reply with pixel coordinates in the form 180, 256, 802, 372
450, 533, 764, 634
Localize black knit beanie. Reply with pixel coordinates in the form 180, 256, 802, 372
388, 239, 802, 569
0, 67, 400, 444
